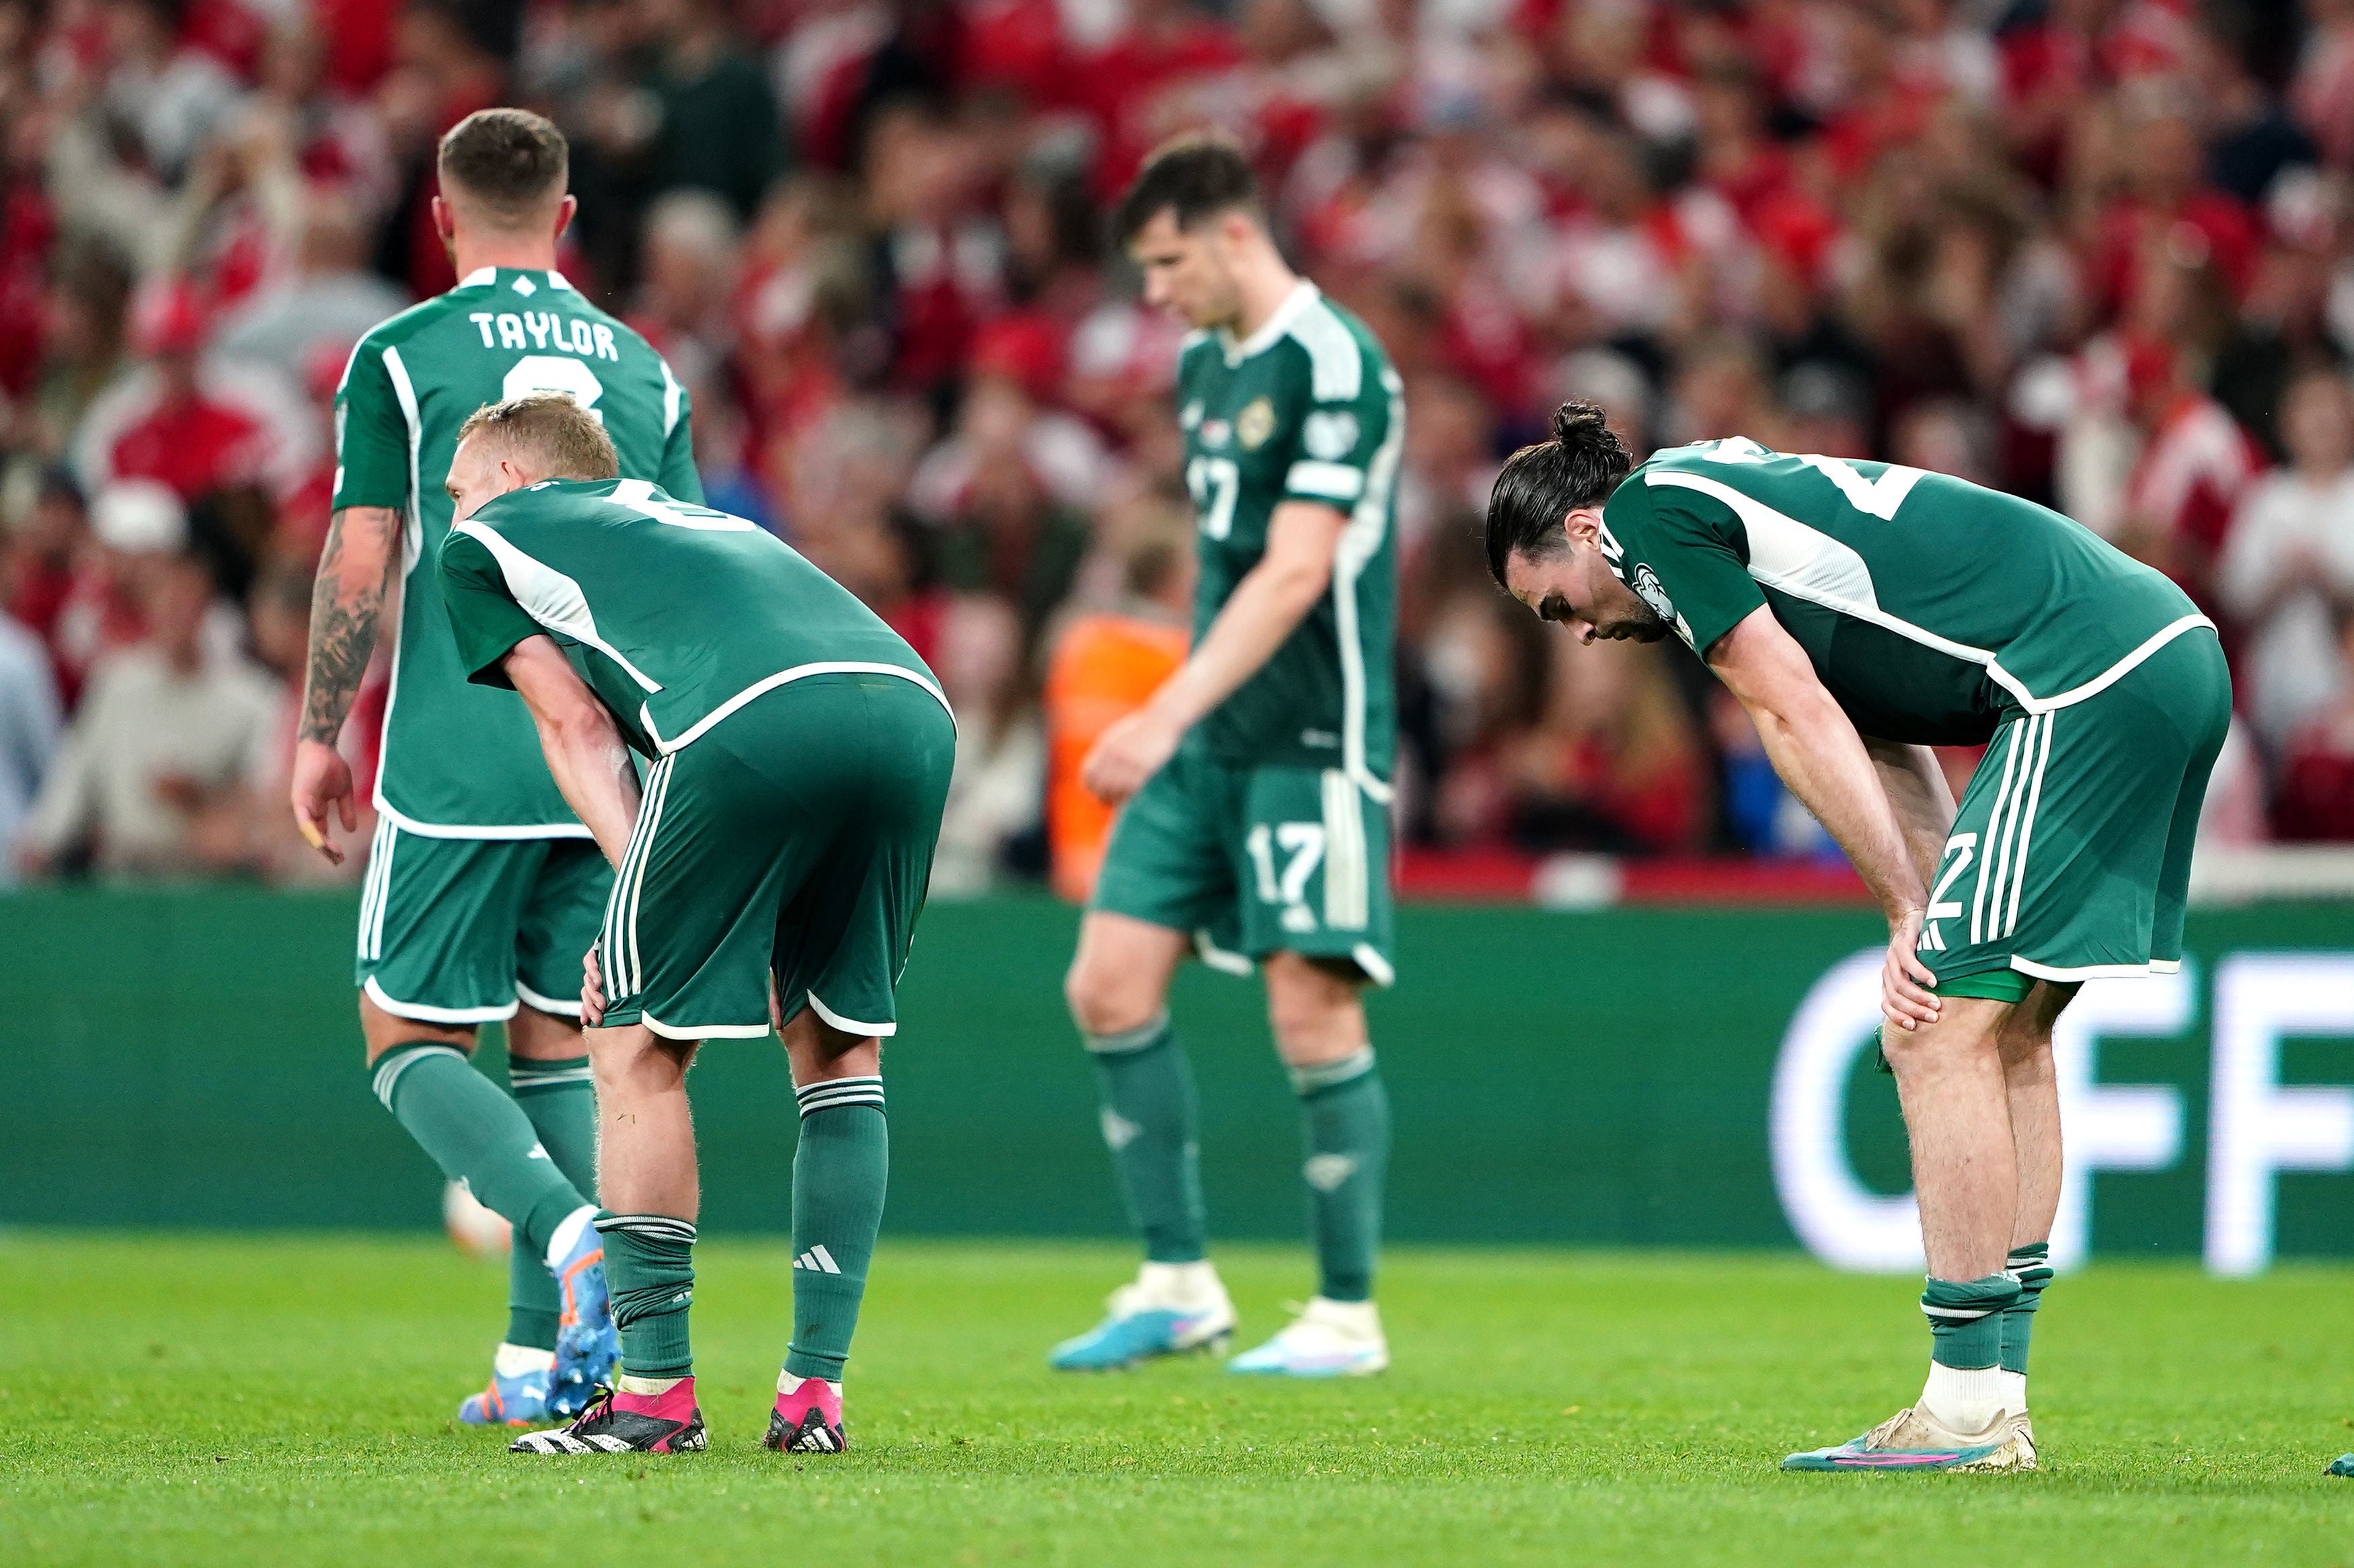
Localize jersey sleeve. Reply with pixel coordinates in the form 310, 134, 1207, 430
656, 370, 705, 504
436, 528, 542, 689
330, 338, 412, 514
1607, 479, 1766, 656
1276, 334, 1392, 513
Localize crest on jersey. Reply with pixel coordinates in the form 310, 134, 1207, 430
1201, 418, 1231, 448
1237, 396, 1277, 450
1632, 563, 1675, 624
1302, 409, 1358, 460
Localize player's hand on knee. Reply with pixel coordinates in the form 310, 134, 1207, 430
1882, 909, 1941, 1032
581, 946, 606, 1027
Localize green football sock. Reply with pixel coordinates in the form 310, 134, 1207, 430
1086, 1017, 1205, 1264
1292, 1049, 1389, 1303
784, 1076, 888, 1382
504, 1054, 599, 1353
2000, 1242, 2052, 1376
598, 1214, 696, 1379
1922, 1272, 2022, 1369
371, 1043, 586, 1262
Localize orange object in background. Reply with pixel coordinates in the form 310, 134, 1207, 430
1043, 611, 1187, 902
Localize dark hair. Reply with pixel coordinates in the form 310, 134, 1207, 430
1112, 134, 1262, 245
1483, 401, 1633, 587
439, 109, 570, 225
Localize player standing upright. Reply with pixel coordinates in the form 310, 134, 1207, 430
1486, 406, 2230, 1471
1051, 136, 1405, 1377
289, 110, 701, 1427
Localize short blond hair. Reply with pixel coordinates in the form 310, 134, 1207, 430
457, 393, 620, 481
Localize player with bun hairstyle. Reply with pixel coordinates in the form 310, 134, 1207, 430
1488, 403, 2231, 1473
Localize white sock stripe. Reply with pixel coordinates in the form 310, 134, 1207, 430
1084, 1017, 1170, 1054
1289, 1047, 1376, 1095
1920, 1303, 1997, 1319
796, 1079, 886, 1112
2003, 712, 2055, 940
596, 1213, 697, 1243
510, 1066, 596, 1089
797, 1097, 886, 1118
371, 1043, 467, 1107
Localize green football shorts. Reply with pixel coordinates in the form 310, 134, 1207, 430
355, 824, 611, 1024
1092, 742, 1396, 986
1918, 624, 2230, 987
596, 671, 956, 1041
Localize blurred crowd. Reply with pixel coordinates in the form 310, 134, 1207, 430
0, 0, 2351, 890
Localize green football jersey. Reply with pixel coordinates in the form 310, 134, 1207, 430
1176, 282, 1403, 793
437, 478, 944, 757
333, 266, 702, 834
1600, 438, 2208, 745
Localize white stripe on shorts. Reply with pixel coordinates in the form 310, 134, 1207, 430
1969, 719, 2027, 947
2003, 712, 2057, 940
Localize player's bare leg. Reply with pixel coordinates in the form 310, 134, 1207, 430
1229, 953, 1390, 1377
1989, 980, 2075, 1458
514, 1020, 706, 1454
359, 995, 608, 1424
767, 1009, 885, 1453
1051, 912, 1236, 1369
1788, 996, 2035, 1471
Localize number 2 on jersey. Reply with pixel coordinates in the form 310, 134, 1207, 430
1698, 436, 1924, 521
505, 355, 606, 422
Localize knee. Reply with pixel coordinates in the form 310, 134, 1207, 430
591, 1030, 693, 1091
1065, 953, 1155, 1039
1878, 1015, 1995, 1082
1265, 961, 1364, 1065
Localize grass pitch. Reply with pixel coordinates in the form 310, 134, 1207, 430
3, 1234, 2349, 1567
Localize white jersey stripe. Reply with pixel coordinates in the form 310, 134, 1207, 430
643, 662, 952, 755
1332, 371, 1404, 803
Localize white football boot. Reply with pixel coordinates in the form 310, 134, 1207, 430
1227, 1297, 1388, 1378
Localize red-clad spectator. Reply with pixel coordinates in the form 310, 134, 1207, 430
2115, 334, 2264, 603
1079, 0, 1244, 196
2291, 0, 2354, 168
94, 285, 263, 504
2274, 608, 2354, 841
2088, 96, 2262, 313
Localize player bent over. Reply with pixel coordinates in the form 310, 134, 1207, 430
1052, 136, 1405, 1377
293, 109, 703, 1425
1486, 405, 2228, 1472
432, 395, 954, 1455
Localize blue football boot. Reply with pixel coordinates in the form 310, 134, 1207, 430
1049, 1265, 1236, 1372
459, 1358, 554, 1427
548, 1222, 619, 1418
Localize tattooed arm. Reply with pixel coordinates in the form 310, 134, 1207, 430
290, 504, 401, 865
